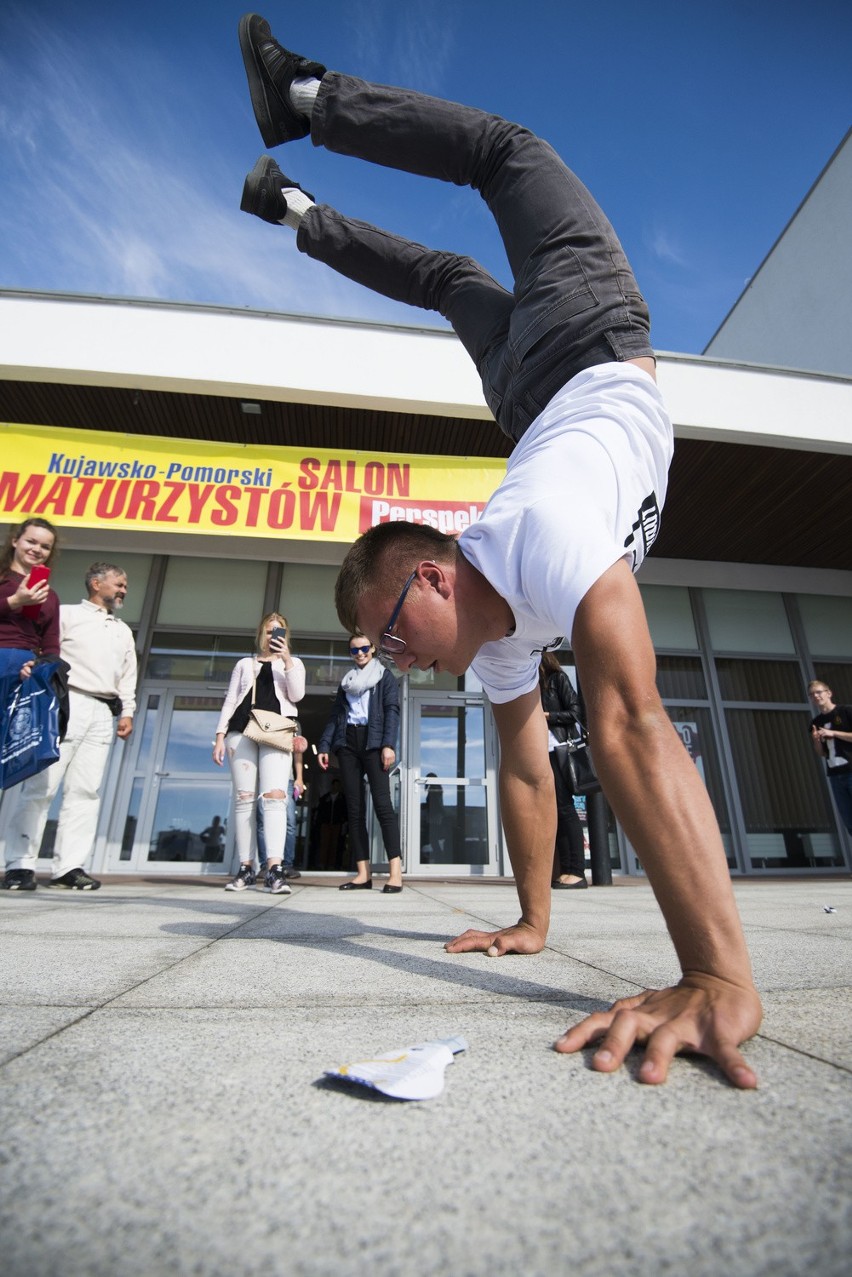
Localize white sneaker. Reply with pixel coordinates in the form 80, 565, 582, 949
265, 866, 292, 895
225, 865, 256, 891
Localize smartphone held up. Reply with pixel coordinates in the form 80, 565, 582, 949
21, 566, 51, 619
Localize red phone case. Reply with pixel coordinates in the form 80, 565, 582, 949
21, 565, 51, 620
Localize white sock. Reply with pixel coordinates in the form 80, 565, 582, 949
280, 185, 315, 231
290, 75, 321, 118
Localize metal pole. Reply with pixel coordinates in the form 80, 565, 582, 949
587, 790, 613, 885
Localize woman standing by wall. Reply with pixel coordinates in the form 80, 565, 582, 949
318, 635, 403, 893
213, 612, 305, 894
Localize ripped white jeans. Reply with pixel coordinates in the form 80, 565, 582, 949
225, 732, 292, 864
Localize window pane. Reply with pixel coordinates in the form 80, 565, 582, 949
666, 706, 733, 867
799, 595, 852, 659
814, 663, 852, 704
162, 697, 225, 772
420, 785, 488, 865
419, 704, 486, 780
147, 781, 232, 863
120, 778, 143, 860
280, 564, 340, 634
726, 709, 843, 868
704, 590, 794, 654
158, 558, 267, 626
656, 655, 707, 699
146, 631, 253, 681
716, 659, 803, 702
295, 637, 361, 693
134, 694, 161, 776
640, 584, 697, 649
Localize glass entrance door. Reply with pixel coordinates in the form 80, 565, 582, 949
105, 686, 234, 874
404, 692, 501, 876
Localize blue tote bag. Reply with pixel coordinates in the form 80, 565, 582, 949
0, 657, 62, 790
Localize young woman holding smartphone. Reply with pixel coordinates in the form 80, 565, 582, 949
213, 611, 305, 893
0, 517, 60, 683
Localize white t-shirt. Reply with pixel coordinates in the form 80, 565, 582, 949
459, 363, 673, 705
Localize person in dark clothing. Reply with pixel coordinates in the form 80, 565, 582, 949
316, 777, 347, 870
809, 680, 852, 834
317, 634, 403, 892
538, 652, 587, 889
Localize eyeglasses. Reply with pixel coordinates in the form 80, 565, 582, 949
379, 570, 418, 656
350, 644, 372, 656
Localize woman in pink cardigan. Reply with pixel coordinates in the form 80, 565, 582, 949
213, 611, 305, 894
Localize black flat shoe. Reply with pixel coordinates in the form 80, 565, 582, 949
552, 878, 588, 890
382, 885, 403, 894
339, 879, 372, 891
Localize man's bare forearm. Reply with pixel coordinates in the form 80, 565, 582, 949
497, 763, 554, 939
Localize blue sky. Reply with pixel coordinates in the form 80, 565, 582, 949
1, 0, 850, 355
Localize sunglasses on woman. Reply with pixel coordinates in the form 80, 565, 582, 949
350, 644, 372, 656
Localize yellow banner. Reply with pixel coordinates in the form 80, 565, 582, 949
1, 423, 507, 543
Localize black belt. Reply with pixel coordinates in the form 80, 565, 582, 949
71, 689, 122, 717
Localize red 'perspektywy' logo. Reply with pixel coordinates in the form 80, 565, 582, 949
360, 497, 485, 536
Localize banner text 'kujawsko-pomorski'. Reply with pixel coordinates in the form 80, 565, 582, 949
1, 423, 505, 543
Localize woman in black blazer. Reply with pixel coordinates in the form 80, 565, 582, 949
317, 634, 403, 892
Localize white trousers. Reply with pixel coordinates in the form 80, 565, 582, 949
4, 690, 115, 877
226, 731, 291, 864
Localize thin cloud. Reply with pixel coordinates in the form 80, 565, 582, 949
341, 0, 457, 92
0, 12, 428, 329
647, 224, 689, 268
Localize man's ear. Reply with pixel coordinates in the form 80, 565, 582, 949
418, 560, 453, 598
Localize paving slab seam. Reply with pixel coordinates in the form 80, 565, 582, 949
753, 1035, 852, 1075
0, 1007, 97, 1070
0, 899, 290, 1068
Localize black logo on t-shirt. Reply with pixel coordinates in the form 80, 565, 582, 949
624, 492, 660, 570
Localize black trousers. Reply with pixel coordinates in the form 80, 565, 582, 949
549, 750, 585, 879
337, 725, 402, 864
300, 72, 653, 443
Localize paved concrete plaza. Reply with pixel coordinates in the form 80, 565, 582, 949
1, 875, 850, 1276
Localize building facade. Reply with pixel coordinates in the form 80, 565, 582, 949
1, 291, 850, 879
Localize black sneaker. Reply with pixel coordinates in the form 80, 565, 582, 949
225, 865, 257, 892
264, 865, 292, 895
48, 868, 101, 890
238, 13, 326, 148
2, 868, 37, 891
283, 866, 301, 879
240, 155, 313, 225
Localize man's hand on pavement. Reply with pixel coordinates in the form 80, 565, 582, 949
444, 920, 545, 957
553, 973, 762, 1088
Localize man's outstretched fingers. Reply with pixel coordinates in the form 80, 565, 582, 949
445, 923, 546, 956
633, 1023, 685, 1085
554, 1010, 611, 1054
587, 1009, 649, 1074
444, 928, 497, 954
713, 1042, 759, 1090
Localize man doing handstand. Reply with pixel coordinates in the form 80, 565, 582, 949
237, 11, 762, 1087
